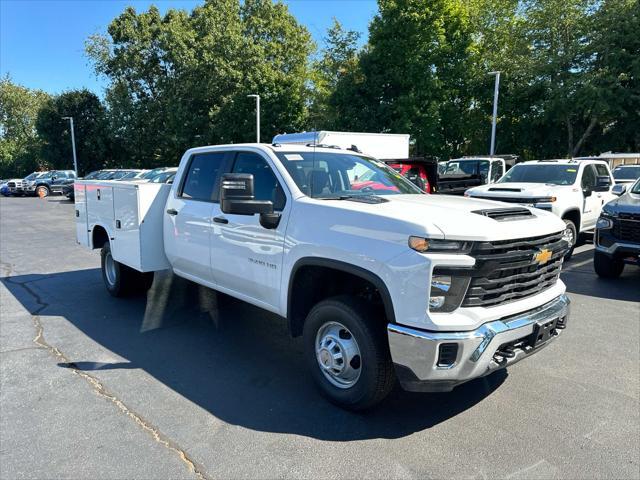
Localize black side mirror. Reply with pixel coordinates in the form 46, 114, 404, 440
220, 173, 280, 229
594, 175, 612, 192
583, 187, 593, 197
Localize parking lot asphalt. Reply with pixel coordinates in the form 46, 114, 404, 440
1, 195, 639, 480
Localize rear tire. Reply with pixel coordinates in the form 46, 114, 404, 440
302, 295, 395, 411
101, 243, 154, 296
593, 250, 624, 278
562, 219, 577, 260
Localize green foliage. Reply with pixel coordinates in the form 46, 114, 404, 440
35, 89, 111, 175
1, 0, 637, 177
86, 0, 314, 168
0, 77, 50, 177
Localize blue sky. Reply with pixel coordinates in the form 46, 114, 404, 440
1, 0, 378, 95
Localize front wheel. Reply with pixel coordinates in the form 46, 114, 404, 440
593, 250, 624, 278
303, 296, 395, 411
36, 185, 50, 198
101, 243, 154, 297
562, 219, 577, 260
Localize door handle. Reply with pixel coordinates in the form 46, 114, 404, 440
166, 208, 178, 216
213, 216, 228, 224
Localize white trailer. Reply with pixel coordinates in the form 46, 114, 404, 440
271, 131, 410, 160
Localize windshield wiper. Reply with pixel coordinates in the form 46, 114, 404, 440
318, 194, 389, 204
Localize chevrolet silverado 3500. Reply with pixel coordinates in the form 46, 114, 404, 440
75, 144, 571, 410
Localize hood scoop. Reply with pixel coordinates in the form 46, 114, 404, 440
488, 187, 523, 192
472, 207, 534, 221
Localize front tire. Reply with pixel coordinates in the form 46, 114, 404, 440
101, 243, 154, 296
303, 296, 395, 411
562, 219, 577, 260
594, 250, 624, 278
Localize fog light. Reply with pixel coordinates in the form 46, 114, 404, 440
429, 296, 446, 309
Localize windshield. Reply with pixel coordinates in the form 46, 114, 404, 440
275, 151, 423, 198
613, 166, 640, 181
443, 159, 489, 176
499, 164, 578, 185
141, 168, 168, 179
24, 172, 43, 180
631, 178, 640, 194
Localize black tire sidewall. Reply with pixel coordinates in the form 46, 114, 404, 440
594, 250, 624, 278
302, 297, 390, 410
563, 219, 577, 260
101, 243, 122, 296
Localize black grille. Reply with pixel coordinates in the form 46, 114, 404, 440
7, 182, 16, 188
462, 231, 568, 307
613, 215, 640, 243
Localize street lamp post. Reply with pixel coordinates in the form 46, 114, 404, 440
62, 116, 78, 175
488, 71, 501, 157
247, 94, 260, 143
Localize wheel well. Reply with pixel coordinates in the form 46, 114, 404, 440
287, 260, 394, 337
91, 226, 109, 250
562, 209, 581, 231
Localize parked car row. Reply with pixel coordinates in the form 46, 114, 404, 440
0, 170, 77, 197
0, 167, 178, 200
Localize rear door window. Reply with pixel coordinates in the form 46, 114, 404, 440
180, 152, 226, 202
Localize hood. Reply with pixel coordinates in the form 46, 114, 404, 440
603, 191, 640, 214
314, 194, 567, 242
467, 182, 572, 198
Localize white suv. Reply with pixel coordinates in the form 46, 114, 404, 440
465, 159, 615, 257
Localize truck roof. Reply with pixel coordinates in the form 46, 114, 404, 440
521, 158, 610, 166
186, 143, 373, 156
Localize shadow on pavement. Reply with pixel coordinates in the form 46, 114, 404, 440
561, 249, 640, 302
2, 268, 508, 441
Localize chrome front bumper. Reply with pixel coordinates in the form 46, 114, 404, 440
388, 294, 570, 392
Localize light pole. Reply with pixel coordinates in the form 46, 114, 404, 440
488, 71, 501, 157
62, 116, 78, 175
247, 94, 260, 143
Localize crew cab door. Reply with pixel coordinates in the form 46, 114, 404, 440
163, 151, 227, 284
580, 164, 600, 229
210, 151, 289, 311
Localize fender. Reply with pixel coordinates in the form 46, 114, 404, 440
287, 257, 397, 334
90, 223, 114, 249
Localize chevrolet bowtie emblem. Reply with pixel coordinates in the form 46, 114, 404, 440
534, 249, 553, 265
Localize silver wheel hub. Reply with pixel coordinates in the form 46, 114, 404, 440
104, 251, 117, 286
315, 321, 361, 389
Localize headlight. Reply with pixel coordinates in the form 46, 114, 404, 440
601, 206, 618, 218
596, 217, 613, 230
429, 272, 471, 313
535, 196, 557, 203
409, 236, 473, 254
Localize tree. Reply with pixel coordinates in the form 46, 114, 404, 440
309, 19, 361, 128
35, 89, 111, 175
330, 0, 479, 159
0, 77, 50, 177
86, 0, 314, 168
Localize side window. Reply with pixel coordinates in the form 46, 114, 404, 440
581, 165, 597, 190
491, 161, 504, 182
180, 152, 225, 201
231, 152, 286, 211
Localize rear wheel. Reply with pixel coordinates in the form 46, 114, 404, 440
593, 250, 624, 278
562, 219, 577, 260
303, 296, 395, 411
101, 243, 154, 296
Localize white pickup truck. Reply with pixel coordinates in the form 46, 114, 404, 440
75, 144, 571, 410
465, 159, 616, 257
